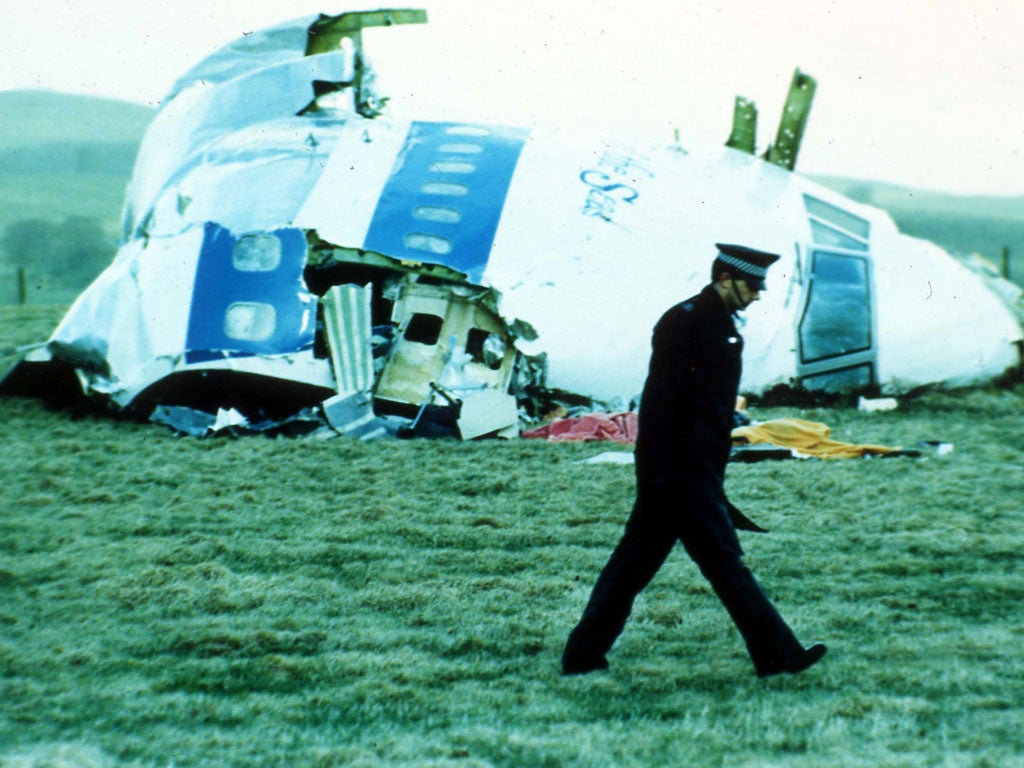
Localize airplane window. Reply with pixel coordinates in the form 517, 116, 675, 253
809, 220, 869, 251
801, 364, 873, 392
404, 313, 444, 345
421, 182, 469, 196
799, 252, 871, 362
233, 234, 281, 272
224, 302, 277, 341
413, 206, 462, 224
439, 143, 484, 155
466, 328, 506, 370
445, 126, 490, 138
803, 194, 870, 241
404, 233, 452, 255
430, 161, 476, 174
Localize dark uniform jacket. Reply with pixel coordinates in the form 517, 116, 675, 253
633, 284, 746, 551
635, 283, 742, 480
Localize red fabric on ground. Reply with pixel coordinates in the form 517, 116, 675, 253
522, 412, 639, 443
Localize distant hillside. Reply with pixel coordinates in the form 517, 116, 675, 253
0, 90, 153, 147
0, 91, 154, 304
0, 90, 153, 222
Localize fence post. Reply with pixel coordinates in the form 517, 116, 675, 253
17, 267, 26, 305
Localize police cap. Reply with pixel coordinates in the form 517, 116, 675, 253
714, 243, 781, 291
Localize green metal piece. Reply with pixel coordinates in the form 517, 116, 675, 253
305, 9, 428, 118
305, 9, 428, 55
725, 96, 758, 155
764, 69, 817, 171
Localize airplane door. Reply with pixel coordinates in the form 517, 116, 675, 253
795, 247, 877, 391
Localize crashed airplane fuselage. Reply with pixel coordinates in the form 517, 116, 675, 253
13, 9, 1024, 436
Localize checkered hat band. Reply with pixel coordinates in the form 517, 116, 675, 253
717, 252, 768, 278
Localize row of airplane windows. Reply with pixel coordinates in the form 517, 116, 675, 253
225, 194, 866, 275
220, 125, 497, 340
400, 126, 492, 257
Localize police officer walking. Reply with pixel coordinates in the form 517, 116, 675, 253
562, 243, 827, 678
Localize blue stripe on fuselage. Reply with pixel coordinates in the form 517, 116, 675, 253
363, 121, 529, 284
185, 222, 315, 364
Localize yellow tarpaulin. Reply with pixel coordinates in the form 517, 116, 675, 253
732, 418, 900, 459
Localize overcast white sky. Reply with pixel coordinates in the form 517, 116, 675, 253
3, 0, 1023, 195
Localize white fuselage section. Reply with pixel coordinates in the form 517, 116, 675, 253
42, 13, 1023, 411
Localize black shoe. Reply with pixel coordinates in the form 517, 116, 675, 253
755, 643, 827, 678
561, 655, 609, 676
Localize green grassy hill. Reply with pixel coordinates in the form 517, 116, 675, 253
0, 90, 153, 146
0, 90, 152, 221
0, 90, 153, 304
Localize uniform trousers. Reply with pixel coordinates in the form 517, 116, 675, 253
563, 478, 802, 672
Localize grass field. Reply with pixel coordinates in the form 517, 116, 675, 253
1, 305, 1022, 767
